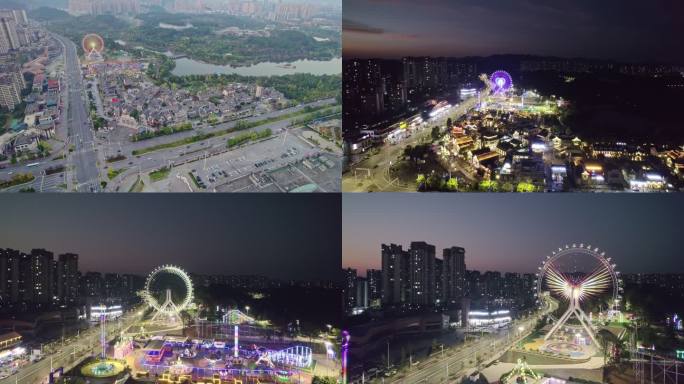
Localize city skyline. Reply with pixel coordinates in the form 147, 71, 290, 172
343, 0, 684, 64
0, 194, 341, 281
343, 194, 684, 274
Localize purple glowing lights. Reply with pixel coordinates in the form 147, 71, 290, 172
490, 70, 513, 94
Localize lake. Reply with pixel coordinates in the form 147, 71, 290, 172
171, 57, 341, 77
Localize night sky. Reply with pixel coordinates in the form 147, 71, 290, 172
343, 0, 684, 63
0, 194, 341, 281
343, 194, 684, 274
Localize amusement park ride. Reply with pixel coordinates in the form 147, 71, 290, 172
501, 358, 541, 384
142, 265, 195, 324
132, 265, 323, 383
535, 244, 622, 356
82, 33, 105, 62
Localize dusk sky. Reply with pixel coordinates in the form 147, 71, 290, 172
0, 195, 341, 281
343, 0, 684, 63
343, 194, 684, 274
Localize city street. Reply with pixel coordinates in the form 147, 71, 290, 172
343, 97, 479, 192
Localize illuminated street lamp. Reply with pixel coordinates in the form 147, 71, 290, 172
245, 306, 250, 316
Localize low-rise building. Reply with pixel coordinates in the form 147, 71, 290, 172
13, 133, 38, 152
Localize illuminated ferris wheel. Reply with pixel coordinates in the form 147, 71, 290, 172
535, 244, 622, 345
82, 33, 105, 61
489, 70, 513, 95
143, 265, 194, 322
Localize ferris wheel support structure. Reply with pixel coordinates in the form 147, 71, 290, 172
544, 287, 599, 346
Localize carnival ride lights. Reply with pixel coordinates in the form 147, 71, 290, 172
223, 309, 255, 325
143, 265, 194, 323
535, 244, 621, 348
267, 346, 312, 368
502, 358, 541, 384
234, 326, 239, 358
341, 331, 350, 384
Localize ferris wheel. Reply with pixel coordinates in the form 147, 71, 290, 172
82, 33, 105, 61
143, 265, 194, 322
535, 244, 622, 346
489, 70, 513, 95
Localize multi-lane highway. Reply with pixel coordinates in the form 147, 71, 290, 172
0, 34, 98, 192
380, 315, 541, 384
55, 34, 101, 192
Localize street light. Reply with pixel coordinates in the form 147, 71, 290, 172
387, 340, 390, 369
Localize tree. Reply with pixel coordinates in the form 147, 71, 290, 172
446, 177, 458, 191
312, 377, 336, 384
416, 174, 426, 190
130, 109, 140, 122
37, 141, 51, 155
597, 329, 619, 365
431, 126, 441, 141
446, 117, 452, 128
516, 182, 536, 193
403, 145, 413, 159
426, 173, 443, 190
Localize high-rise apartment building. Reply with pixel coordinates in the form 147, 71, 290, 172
443, 246, 466, 305
0, 248, 23, 304
24, 249, 54, 305
366, 269, 382, 305
0, 17, 19, 53
381, 243, 409, 305
344, 268, 357, 310
408, 241, 436, 306
56, 253, 79, 305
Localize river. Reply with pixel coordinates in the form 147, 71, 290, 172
171, 57, 341, 77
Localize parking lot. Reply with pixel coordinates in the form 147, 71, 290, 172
163, 129, 341, 192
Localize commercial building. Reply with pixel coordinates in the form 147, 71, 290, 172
89, 304, 123, 321
0, 332, 22, 350
467, 309, 512, 328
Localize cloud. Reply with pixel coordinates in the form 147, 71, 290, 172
343, 18, 420, 42
343, 19, 385, 34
